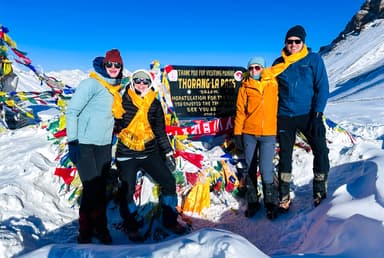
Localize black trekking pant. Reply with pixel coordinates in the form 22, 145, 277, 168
117, 153, 176, 219
76, 143, 112, 213
277, 114, 329, 199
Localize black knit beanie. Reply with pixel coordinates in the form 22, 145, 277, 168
285, 25, 306, 43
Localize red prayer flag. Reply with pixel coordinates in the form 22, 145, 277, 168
54, 167, 76, 185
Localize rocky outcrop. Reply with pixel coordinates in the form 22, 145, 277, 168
334, 0, 384, 42
320, 0, 384, 53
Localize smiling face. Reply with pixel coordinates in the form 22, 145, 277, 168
248, 64, 263, 77
105, 61, 122, 78
285, 36, 304, 55
133, 77, 151, 94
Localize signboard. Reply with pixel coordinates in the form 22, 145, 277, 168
167, 65, 246, 118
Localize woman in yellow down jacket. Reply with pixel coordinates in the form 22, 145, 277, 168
233, 56, 279, 219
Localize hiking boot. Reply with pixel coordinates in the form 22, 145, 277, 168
126, 229, 146, 242
161, 202, 182, 233
94, 228, 112, 244
313, 194, 326, 207
122, 215, 144, 232
77, 233, 92, 244
263, 183, 279, 219
77, 211, 92, 244
265, 203, 279, 220
164, 221, 188, 235
278, 199, 291, 213
244, 202, 260, 218
122, 217, 145, 242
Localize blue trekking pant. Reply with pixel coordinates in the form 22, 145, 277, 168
243, 134, 276, 184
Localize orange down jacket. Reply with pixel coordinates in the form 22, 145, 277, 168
233, 70, 278, 136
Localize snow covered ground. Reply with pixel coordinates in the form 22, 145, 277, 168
1, 19, 384, 258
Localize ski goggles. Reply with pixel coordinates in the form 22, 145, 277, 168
105, 61, 122, 69
133, 78, 151, 85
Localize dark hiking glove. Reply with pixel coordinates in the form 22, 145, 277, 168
310, 112, 326, 138
233, 135, 244, 152
165, 152, 176, 172
68, 140, 79, 165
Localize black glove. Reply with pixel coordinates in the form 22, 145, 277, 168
310, 112, 326, 138
68, 140, 80, 165
165, 153, 176, 172
233, 135, 244, 152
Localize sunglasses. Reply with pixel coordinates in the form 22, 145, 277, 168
133, 77, 151, 85
286, 39, 302, 45
105, 62, 122, 69
248, 65, 262, 71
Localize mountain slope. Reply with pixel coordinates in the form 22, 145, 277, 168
323, 19, 384, 125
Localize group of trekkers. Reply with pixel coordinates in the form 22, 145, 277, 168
2, 22, 330, 244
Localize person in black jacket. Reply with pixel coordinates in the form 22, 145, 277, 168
115, 69, 186, 241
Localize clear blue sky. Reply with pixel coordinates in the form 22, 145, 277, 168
2, 0, 363, 72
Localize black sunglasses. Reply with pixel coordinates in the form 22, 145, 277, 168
286, 39, 302, 45
105, 61, 122, 69
133, 78, 151, 85
248, 65, 262, 71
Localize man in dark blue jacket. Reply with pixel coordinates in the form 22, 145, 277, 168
272, 25, 330, 211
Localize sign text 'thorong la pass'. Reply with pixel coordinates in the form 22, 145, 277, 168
167, 65, 246, 118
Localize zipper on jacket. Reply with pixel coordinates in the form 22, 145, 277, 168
261, 94, 265, 134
